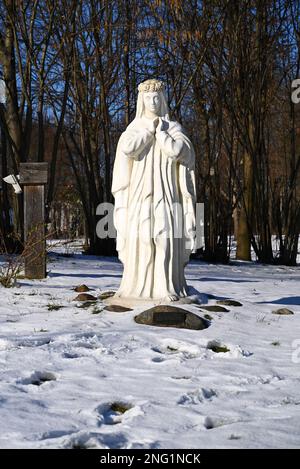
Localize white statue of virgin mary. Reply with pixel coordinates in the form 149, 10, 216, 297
111, 79, 196, 304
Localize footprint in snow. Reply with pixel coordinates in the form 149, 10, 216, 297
18, 371, 57, 386
233, 373, 284, 386
204, 416, 244, 430
178, 388, 218, 405
63, 430, 129, 449
40, 429, 76, 441
62, 351, 80, 359
206, 340, 252, 357
17, 337, 52, 348
70, 333, 104, 350
95, 401, 145, 428
96, 401, 133, 426
151, 339, 203, 359
151, 355, 166, 363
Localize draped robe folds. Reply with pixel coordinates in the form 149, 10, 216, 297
111, 116, 196, 300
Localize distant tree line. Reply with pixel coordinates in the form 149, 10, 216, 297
0, 0, 299, 264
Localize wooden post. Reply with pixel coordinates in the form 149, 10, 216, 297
19, 163, 48, 279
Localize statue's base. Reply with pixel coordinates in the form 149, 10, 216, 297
103, 294, 201, 309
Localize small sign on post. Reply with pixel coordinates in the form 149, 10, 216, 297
19, 163, 48, 279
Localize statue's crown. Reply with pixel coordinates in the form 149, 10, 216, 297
138, 79, 164, 93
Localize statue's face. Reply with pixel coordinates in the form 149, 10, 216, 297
143, 91, 161, 115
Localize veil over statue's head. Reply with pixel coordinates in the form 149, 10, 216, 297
135, 78, 170, 120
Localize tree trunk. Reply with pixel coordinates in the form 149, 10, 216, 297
236, 149, 253, 261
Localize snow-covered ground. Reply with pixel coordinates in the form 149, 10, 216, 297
0, 247, 300, 449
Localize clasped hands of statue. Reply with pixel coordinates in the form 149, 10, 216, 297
146, 116, 184, 161
149, 116, 168, 135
